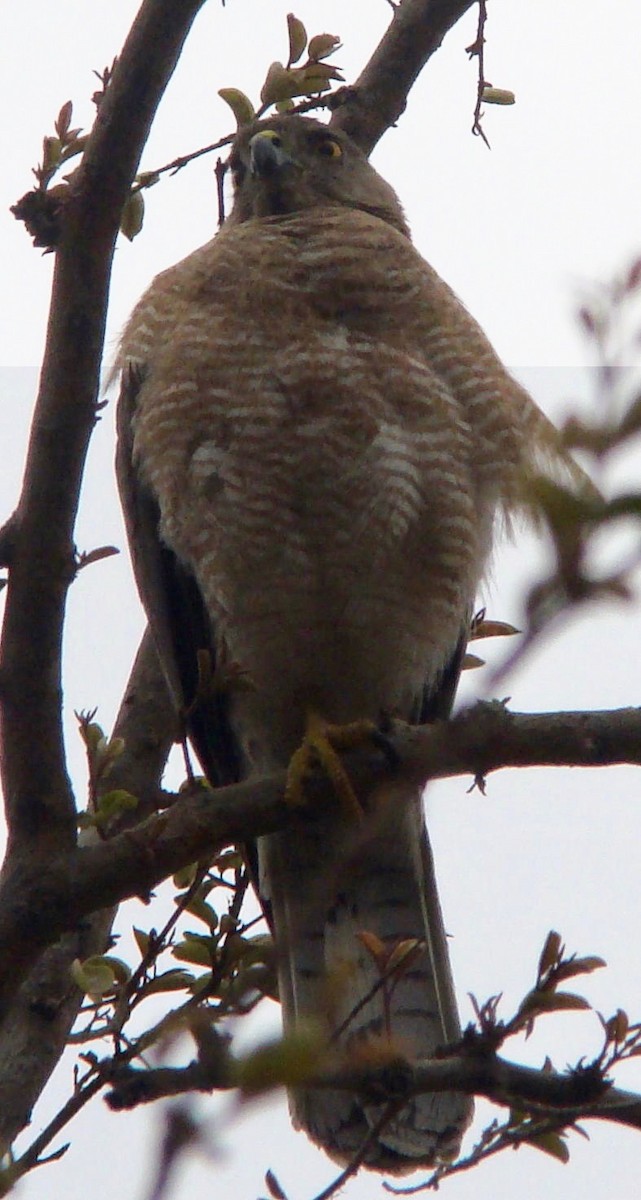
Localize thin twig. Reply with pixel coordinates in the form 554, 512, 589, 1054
468, 0, 491, 147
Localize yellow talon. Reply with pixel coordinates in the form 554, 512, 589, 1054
285, 711, 378, 818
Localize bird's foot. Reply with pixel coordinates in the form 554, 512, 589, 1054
285, 711, 378, 818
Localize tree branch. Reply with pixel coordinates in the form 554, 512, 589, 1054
330, 0, 477, 153
2, 0, 635, 1180
103, 1036, 641, 1136
0, 627, 176, 1155
0, 701, 640, 1024
0, 0, 206, 863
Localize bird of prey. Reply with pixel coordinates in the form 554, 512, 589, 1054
116, 115, 583, 1172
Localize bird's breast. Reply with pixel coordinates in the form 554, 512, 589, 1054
127, 211, 507, 760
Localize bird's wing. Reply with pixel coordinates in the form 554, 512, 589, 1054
115, 363, 242, 788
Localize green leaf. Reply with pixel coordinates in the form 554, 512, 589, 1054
470, 618, 520, 641
81, 720, 107, 755
297, 63, 343, 93
120, 190, 145, 242
554, 955, 606, 983
538, 930, 563, 979
173, 862, 199, 888
55, 101, 73, 138
212, 848, 243, 873
173, 935, 216, 966
77, 544, 119, 570
260, 62, 298, 105
462, 652, 485, 670
139, 969, 194, 997
133, 927, 151, 957
526, 1131, 570, 1163
234, 1026, 323, 1096
89, 789, 138, 828
218, 87, 255, 128
136, 170, 161, 190
482, 86, 516, 105
71, 955, 129, 999
265, 1168, 287, 1200
307, 33, 341, 61
286, 13, 307, 65
42, 135, 62, 171
605, 1008, 629, 1043
183, 894, 219, 930
188, 971, 213, 995
519, 990, 591, 1019
98, 787, 137, 812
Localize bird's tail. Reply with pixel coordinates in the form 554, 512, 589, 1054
258, 786, 472, 1173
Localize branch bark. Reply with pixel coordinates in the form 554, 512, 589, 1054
1, 702, 640, 1025
330, 0, 477, 153
0, 629, 176, 1154
0, 0, 206, 863
3, 0, 635, 1179
0, 0, 206, 1155
104, 1038, 641, 1135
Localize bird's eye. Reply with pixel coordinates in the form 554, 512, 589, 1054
315, 138, 343, 159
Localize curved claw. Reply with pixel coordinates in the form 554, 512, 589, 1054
285, 711, 379, 818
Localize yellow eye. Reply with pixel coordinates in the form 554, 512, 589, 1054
316, 138, 343, 159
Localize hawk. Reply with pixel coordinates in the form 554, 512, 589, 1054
116, 115, 580, 1172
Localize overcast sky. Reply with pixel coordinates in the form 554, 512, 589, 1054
1, 3, 641, 1199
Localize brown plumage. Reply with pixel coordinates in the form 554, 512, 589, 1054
116, 115, 582, 1171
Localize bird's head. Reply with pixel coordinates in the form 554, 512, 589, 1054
227, 115, 409, 236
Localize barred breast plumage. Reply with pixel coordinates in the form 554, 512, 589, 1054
116, 115, 581, 1172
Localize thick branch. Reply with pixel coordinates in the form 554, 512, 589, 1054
0, 0, 206, 862
330, 0, 476, 153
0, 628, 175, 1154
0, 702, 640, 1024
105, 1041, 641, 1135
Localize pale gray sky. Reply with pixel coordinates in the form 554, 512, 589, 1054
1, 4, 641, 1199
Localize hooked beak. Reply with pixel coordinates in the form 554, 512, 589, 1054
249, 132, 296, 178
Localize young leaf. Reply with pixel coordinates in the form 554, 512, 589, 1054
265, 1168, 288, 1200
173, 862, 199, 888
462, 652, 485, 670
173, 934, 217, 966
518, 990, 591, 1020
234, 1026, 323, 1096
538, 930, 563, 980
286, 13, 307, 65
139, 969, 194, 997
120, 190, 145, 242
470, 618, 520, 640
55, 100, 73, 138
77, 545, 119, 570
554, 955, 606, 983
72, 955, 129, 999
133, 927, 151, 957
260, 63, 298, 105
308, 33, 341, 61
91, 789, 138, 828
482, 86, 516, 105
356, 929, 387, 969
218, 87, 255, 128
526, 1131, 570, 1163
386, 938, 423, 978
606, 1008, 629, 1044
184, 893, 219, 930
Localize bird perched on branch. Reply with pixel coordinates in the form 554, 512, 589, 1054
116, 115, 585, 1172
